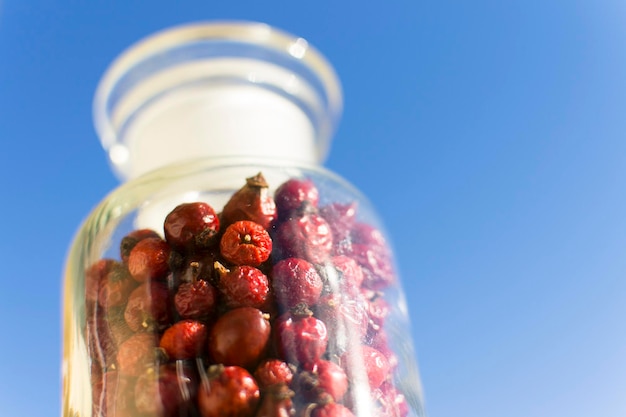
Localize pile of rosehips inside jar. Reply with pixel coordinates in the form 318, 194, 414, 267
85, 173, 409, 417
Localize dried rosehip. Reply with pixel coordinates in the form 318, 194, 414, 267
340, 345, 390, 390
253, 359, 295, 389
124, 281, 173, 332
85, 258, 115, 305
320, 202, 357, 247
164, 202, 220, 251
97, 262, 136, 309
174, 278, 219, 320
116, 332, 160, 377
255, 383, 296, 417
208, 307, 271, 370
197, 364, 260, 417
274, 307, 328, 367
311, 402, 355, 417
87, 307, 132, 370
220, 220, 272, 266
295, 359, 348, 402
159, 319, 208, 360
314, 294, 368, 355
351, 243, 395, 290
274, 178, 319, 219
127, 237, 171, 282
215, 261, 271, 310
134, 364, 198, 417
274, 213, 333, 264
120, 228, 161, 263
329, 255, 364, 294
272, 258, 323, 310
221, 172, 277, 229
92, 371, 136, 417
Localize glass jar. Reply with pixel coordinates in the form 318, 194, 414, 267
62, 21, 426, 417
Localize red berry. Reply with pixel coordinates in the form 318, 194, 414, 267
295, 359, 348, 402
275, 213, 333, 264
86, 307, 132, 370
221, 172, 277, 229
120, 228, 161, 263
124, 281, 173, 332
92, 371, 135, 417
159, 319, 208, 360
116, 332, 159, 377
215, 261, 271, 310
208, 307, 271, 369
255, 383, 295, 417
311, 403, 355, 417
272, 258, 323, 309
134, 364, 198, 417
314, 294, 368, 354
197, 365, 260, 417
253, 359, 295, 389
220, 220, 272, 266
350, 243, 395, 290
274, 309, 328, 367
174, 279, 219, 320
97, 262, 136, 309
85, 258, 115, 305
340, 345, 390, 390
274, 178, 319, 219
164, 202, 220, 251
127, 237, 171, 282
320, 202, 357, 245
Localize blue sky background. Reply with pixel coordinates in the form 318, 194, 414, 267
2, 1, 626, 416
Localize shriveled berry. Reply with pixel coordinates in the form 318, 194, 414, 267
340, 345, 390, 390
274, 309, 328, 367
97, 262, 136, 309
208, 307, 271, 370
124, 281, 172, 332
197, 364, 260, 417
221, 172, 276, 229
159, 319, 208, 360
255, 383, 295, 417
320, 202, 357, 246
253, 359, 295, 389
375, 382, 409, 417
220, 220, 272, 266
134, 364, 198, 417
215, 261, 271, 310
314, 294, 368, 355
127, 237, 171, 282
120, 228, 160, 263
351, 223, 387, 248
116, 332, 160, 377
92, 371, 136, 417
274, 178, 319, 219
311, 402, 355, 417
174, 279, 219, 320
275, 213, 333, 264
85, 258, 115, 305
272, 258, 323, 310
351, 243, 395, 290
295, 359, 348, 402
164, 202, 220, 251
87, 307, 132, 370
330, 255, 364, 294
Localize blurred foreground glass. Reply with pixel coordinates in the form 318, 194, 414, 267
62, 21, 426, 417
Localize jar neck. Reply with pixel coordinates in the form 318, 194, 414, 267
93, 22, 343, 181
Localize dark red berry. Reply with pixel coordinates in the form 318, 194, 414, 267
134, 364, 198, 417
274, 178, 319, 219
255, 383, 296, 417
351, 223, 387, 248
220, 220, 272, 266
127, 237, 171, 282
197, 364, 260, 417
272, 258, 323, 309
159, 319, 208, 360
124, 281, 172, 332
85, 258, 115, 305
275, 213, 333, 264
253, 359, 295, 389
295, 359, 348, 402
221, 172, 277, 229
208, 307, 271, 369
320, 202, 357, 245
87, 307, 132, 370
215, 261, 271, 310
174, 279, 219, 320
120, 228, 161, 263
116, 332, 160, 377
329, 255, 364, 294
97, 262, 136, 309
164, 202, 220, 251
274, 309, 328, 367
311, 403, 355, 417
350, 243, 395, 290
314, 294, 368, 355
